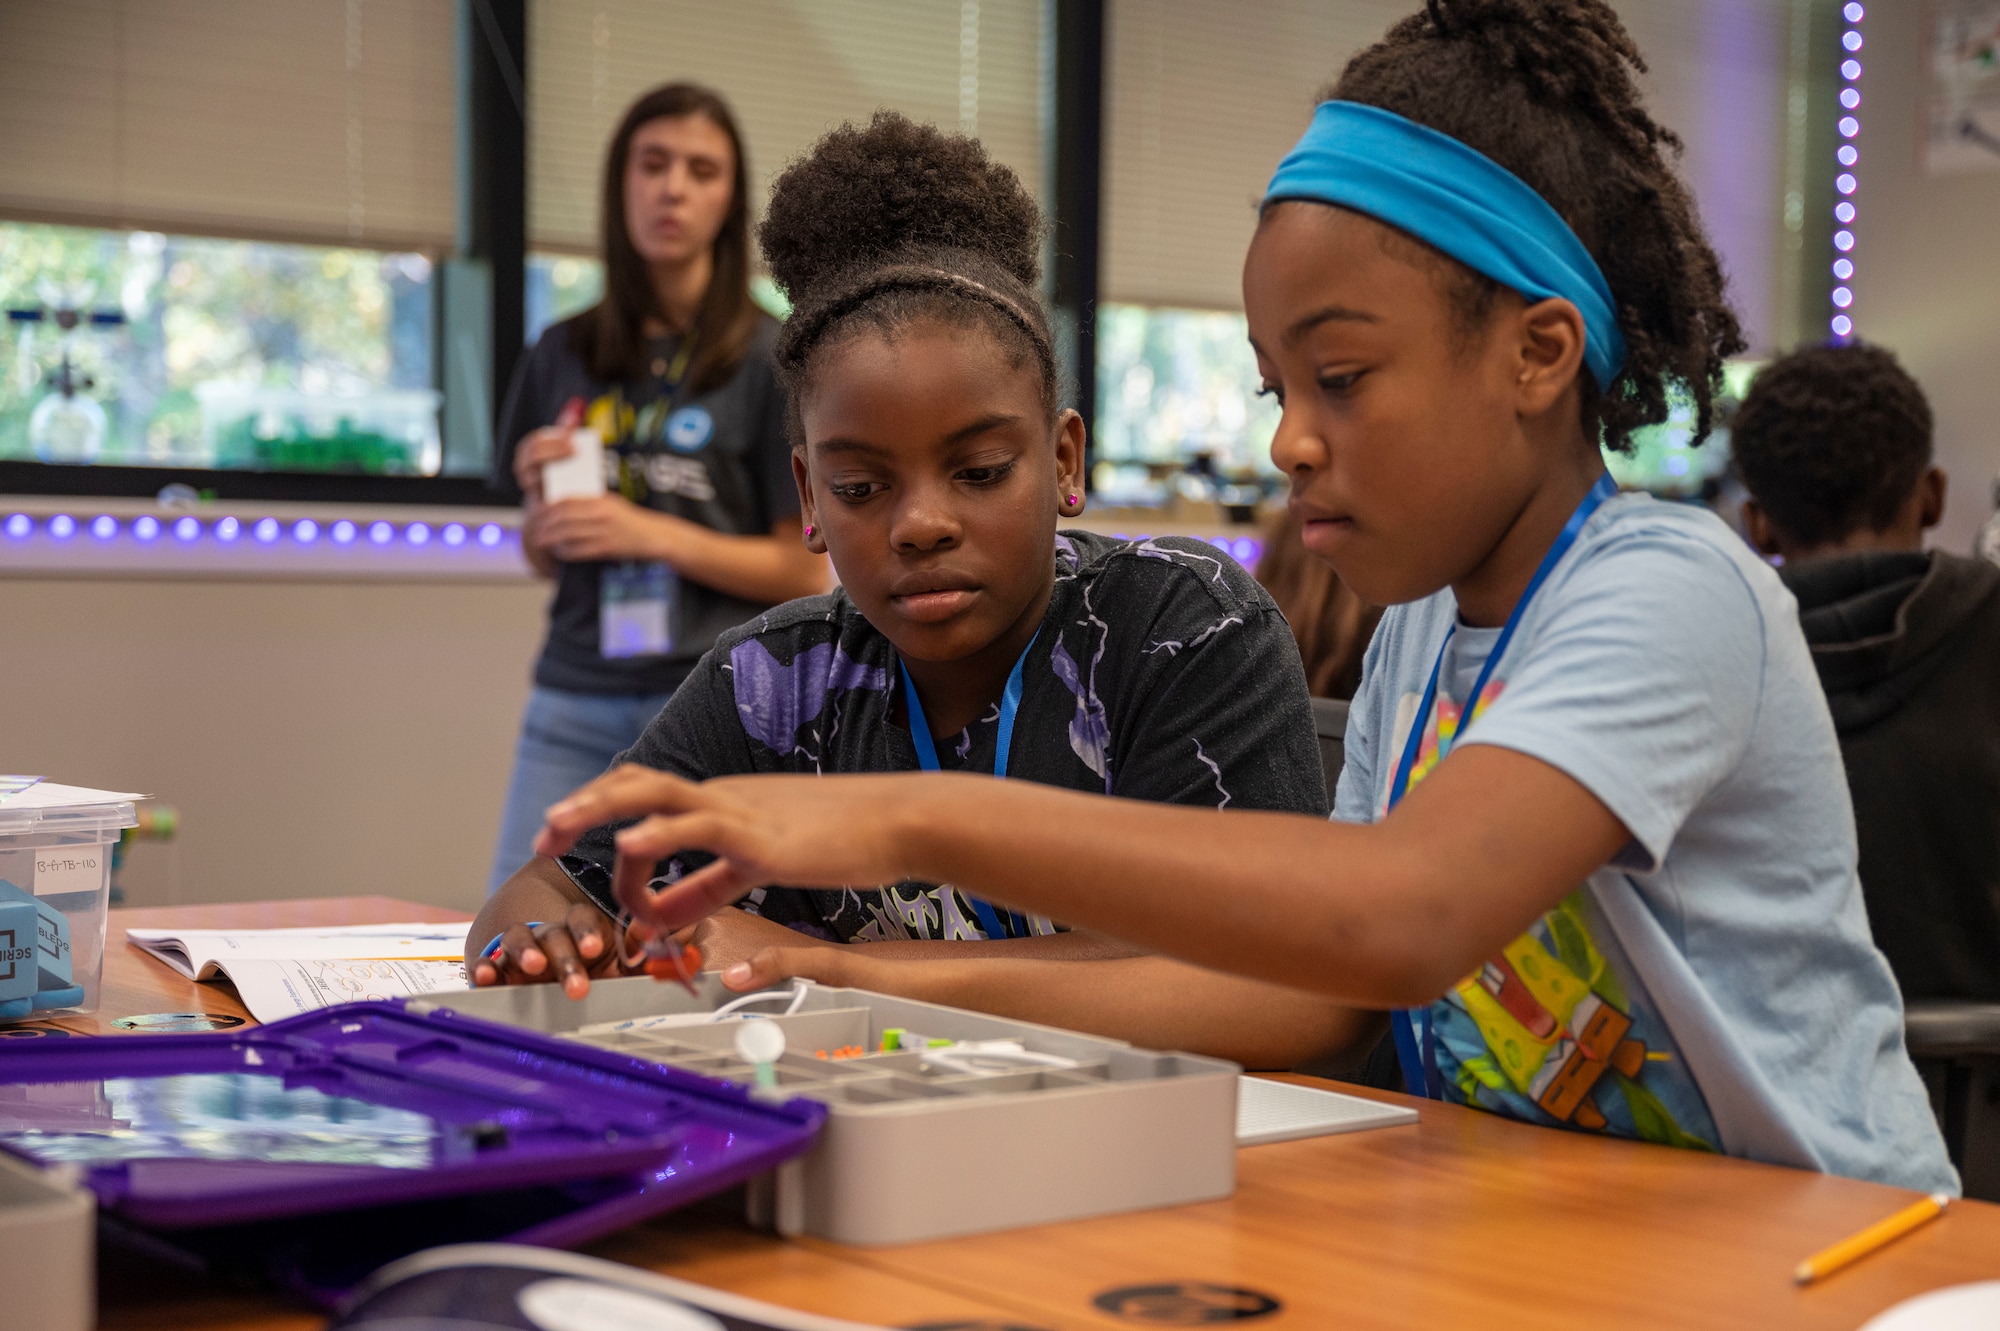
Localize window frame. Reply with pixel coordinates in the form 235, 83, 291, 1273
0, 219, 502, 507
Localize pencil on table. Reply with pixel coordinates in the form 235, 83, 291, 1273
1793, 1191, 1953, 1285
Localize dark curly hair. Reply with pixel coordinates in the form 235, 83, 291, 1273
757, 112, 1055, 427
1732, 342, 1933, 549
1304, 0, 1745, 453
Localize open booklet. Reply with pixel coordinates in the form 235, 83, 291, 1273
125, 922, 472, 1023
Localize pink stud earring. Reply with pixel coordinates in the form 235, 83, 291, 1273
1065, 493, 1080, 507
803, 524, 815, 540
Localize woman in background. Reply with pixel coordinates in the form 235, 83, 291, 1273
489, 83, 828, 892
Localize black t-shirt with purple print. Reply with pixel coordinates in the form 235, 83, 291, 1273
566, 529, 1329, 942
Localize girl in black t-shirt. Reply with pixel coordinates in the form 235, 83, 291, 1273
469, 116, 1358, 1069
489, 84, 829, 894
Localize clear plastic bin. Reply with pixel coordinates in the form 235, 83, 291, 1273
0, 786, 137, 1022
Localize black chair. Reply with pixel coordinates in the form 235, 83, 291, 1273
1905, 1001, 2000, 1201
1309, 696, 1349, 808
1291, 696, 1407, 1089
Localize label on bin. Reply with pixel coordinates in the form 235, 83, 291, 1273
34, 847, 103, 897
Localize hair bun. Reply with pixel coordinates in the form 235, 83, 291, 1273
759, 111, 1042, 305
1412, 0, 1655, 113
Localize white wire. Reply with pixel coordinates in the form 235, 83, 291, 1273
708, 981, 809, 1022
919, 1039, 1079, 1075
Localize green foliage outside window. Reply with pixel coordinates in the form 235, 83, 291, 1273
0, 221, 431, 471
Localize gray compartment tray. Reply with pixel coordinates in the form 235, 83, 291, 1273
0, 1149, 93, 1331
418, 975, 1238, 1244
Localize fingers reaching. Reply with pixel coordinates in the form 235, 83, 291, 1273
627, 856, 759, 932
535, 765, 705, 859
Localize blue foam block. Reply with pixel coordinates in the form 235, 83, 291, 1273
0, 878, 72, 987
0, 899, 36, 1004
30, 985, 84, 1011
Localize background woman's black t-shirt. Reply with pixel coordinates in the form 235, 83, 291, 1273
567, 530, 1330, 942
494, 313, 799, 697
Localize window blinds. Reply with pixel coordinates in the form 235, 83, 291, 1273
1103, 0, 1791, 350
0, 0, 456, 252
1103, 0, 1410, 314
529, 0, 1046, 255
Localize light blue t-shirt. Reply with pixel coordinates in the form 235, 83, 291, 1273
1334, 491, 1957, 1192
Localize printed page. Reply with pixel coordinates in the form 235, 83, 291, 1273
217, 958, 472, 1023
128, 924, 471, 979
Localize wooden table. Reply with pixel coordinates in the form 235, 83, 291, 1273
49, 899, 2000, 1329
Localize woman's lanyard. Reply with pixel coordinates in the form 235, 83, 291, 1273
655, 332, 698, 398
1386, 472, 1617, 1101
601, 335, 700, 514
900, 633, 1039, 940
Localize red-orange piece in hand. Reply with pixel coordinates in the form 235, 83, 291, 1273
643, 941, 703, 994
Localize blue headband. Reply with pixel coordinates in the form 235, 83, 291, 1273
1265, 101, 1626, 389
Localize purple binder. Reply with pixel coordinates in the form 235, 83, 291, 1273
0, 1000, 826, 1300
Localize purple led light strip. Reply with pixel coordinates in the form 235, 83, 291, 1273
1831, 2, 1864, 340
2, 511, 511, 550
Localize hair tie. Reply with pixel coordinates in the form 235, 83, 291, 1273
784, 262, 1055, 384
1264, 101, 1626, 389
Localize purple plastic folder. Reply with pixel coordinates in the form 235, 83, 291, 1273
0, 1000, 827, 1301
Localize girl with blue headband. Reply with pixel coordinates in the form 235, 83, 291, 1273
538, 0, 1955, 1191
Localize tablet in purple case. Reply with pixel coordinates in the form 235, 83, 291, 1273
0, 1000, 826, 1300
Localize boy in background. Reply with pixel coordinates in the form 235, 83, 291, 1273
1736, 341, 2000, 1000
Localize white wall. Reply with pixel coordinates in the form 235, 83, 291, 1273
0, 575, 546, 912
1852, 4, 2000, 552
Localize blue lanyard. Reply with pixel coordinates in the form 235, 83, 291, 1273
900, 632, 1038, 940
1387, 472, 1617, 1100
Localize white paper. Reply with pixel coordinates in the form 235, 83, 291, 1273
0, 776, 43, 804
219, 958, 471, 1023
1, 782, 146, 810
127, 922, 470, 980
541, 427, 607, 502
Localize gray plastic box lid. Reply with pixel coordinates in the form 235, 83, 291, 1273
417, 975, 1239, 1245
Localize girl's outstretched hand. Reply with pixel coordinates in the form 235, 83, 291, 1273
716, 943, 875, 995
533, 765, 935, 933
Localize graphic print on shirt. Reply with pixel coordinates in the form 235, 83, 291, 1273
1394, 684, 1721, 1152
699, 532, 1263, 942
706, 622, 1043, 942
727, 630, 889, 765
564, 390, 724, 505
1045, 534, 1248, 797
